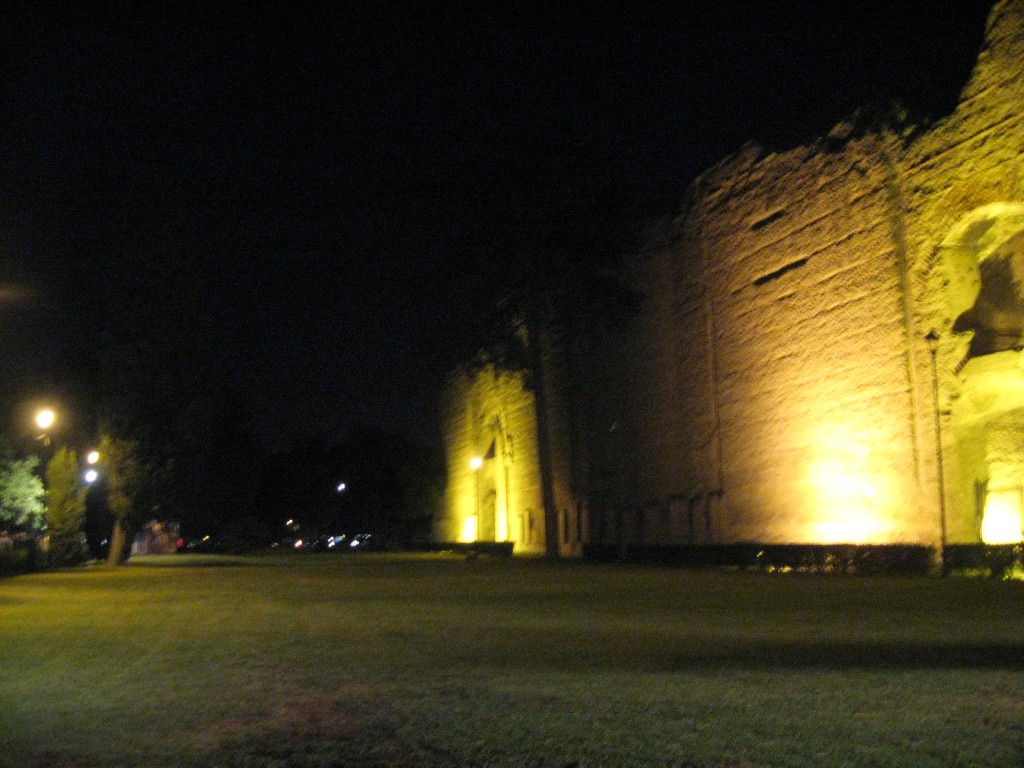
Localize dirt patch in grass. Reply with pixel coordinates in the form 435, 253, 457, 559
22, 756, 97, 768
196, 694, 363, 748
192, 681, 445, 768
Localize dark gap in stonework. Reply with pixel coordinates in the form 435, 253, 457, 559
753, 256, 810, 287
750, 208, 788, 231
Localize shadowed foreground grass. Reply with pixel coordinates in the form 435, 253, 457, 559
1, 553, 1022, 767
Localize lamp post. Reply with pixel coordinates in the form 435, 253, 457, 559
925, 330, 948, 575
35, 408, 56, 446
79, 449, 101, 485
35, 409, 55, 430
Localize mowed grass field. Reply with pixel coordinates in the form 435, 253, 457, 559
1, 554, 1022, 768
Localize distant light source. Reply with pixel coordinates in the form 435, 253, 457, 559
86, 451, 100, 465
469, 456, 483, 471
35, 409, 55, 430
84, 469, 99, 483
336, 482, 347, 492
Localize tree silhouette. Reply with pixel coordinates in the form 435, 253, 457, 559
45, 447, 89, 566
97, 434, 149, 565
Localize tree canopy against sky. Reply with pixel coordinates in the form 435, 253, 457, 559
0, 455, 44, 532
45, 446, 89, 565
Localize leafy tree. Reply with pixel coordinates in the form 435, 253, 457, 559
0, 455, 45, 532
98, 434, 148, 565
45, 447, 89, 566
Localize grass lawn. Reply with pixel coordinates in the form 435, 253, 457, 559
0, 553, 1022, 768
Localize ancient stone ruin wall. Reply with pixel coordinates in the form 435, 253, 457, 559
598, 219, 722, 544
437, 365, 546, 552
902, 0, 1024, 544
613, 0, 1024, 547
439, 0, 1024, 553
437, 342, 583, 556
622, 132, 921, 544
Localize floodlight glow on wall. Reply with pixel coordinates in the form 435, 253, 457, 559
981, 489, 1024, 544
801, 425, 895, 544
460, 515, 478, 543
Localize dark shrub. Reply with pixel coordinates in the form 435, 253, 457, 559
0, 547, 29, 577
945, 544, 1023, 577
584, 542, 934, 575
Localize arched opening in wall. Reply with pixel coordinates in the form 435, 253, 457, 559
476, 436, 500, 543
941, 203, 1024, 545
952, 230, 1024, 358
472, 418, 522, 547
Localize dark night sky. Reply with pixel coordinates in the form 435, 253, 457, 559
0, 2, 993, 451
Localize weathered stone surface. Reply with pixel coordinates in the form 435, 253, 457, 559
441, 1, 1024, 553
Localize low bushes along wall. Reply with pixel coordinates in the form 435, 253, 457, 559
583, 543, 937, 576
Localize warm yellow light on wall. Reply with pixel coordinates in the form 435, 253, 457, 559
459, 515, 478, 543
802, 426, 895, 544
981, 490, 1023, 544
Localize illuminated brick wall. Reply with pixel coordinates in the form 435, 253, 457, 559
642, 134, 922, 544
437, 350, 583, 556
902, 0, 1024, 545
437, 365, 542, 551
441, 0, 1024, 552
608, 0, 1024, 548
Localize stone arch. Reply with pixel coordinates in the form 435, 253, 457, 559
940, 203, 1024, 357
473, 406, 520, 545
939, 203, 1024, 544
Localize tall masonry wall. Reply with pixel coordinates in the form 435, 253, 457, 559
437, 334, 583, 556
612, 0, 1024, 548
901, 0, 1024, 544
437, 365, 546, 553
618, 131, 923, 545
440, 0, 1024, 553
693, 134, 919, 544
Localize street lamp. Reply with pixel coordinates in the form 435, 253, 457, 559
925, 329, 948, 575
35, 409, 55, 430
34, 408, 56, 447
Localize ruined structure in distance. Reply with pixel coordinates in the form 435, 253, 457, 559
437, 1, 1024, 557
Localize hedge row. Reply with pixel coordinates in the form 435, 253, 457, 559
407, 541, 516, 558
944, 544, 1023, 577
582, 543, 938, 576
0, 548, 30, 577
